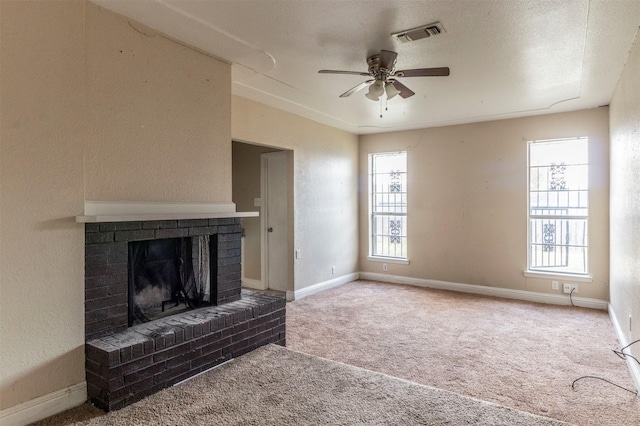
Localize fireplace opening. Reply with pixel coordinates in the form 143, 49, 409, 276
128, 236, 215, 326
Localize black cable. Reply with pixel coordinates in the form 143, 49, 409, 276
619, 338, 640, 353
569, 287, 576, 307
572, 337, 640, 396
613, 350, 640, 366
613, 338, 640, 365
572, 376, 638, 395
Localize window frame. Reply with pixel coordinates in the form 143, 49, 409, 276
368, 151, 408, 261
526, 137, 590, 277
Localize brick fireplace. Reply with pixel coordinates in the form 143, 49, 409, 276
83, 217, 285, 411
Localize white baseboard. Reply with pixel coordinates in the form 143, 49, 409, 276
241, 278, 265, 290
293, 273, 360, 300
359, 272, 609, 310
608, 303, 640, 393
0, 381, 86, 426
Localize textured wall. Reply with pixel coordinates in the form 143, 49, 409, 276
610, 29, 640, 356
359, 109, 610, 300
85, 3, 232, 202
0, 1, 234, 413
232, 96, 360, 292
0, 0, 86, 410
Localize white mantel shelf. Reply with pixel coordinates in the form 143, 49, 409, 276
75, 201, 259, 223
76, 211, 258, 223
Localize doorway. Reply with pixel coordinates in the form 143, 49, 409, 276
261, 151, 289, 293
231, 142, 291, 296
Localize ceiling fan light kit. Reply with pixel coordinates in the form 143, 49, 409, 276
384, 82, 401, 100
365, 81, 385, 101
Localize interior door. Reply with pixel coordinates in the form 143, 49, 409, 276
262, 151, 289, 292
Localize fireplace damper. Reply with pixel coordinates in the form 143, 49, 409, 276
128, 236, 214, 325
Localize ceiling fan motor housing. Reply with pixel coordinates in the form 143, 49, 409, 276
367, 54, 396, 81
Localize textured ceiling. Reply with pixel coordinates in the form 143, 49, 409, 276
93, 0, 640, 134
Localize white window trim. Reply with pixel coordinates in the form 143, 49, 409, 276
367, 256, 410, 265
523, 270, 593, 283
368, 151, 408, 260
526, 137, 589, 276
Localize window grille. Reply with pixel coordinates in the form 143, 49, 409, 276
369, 152, 407, 259
528, 138, 588, 274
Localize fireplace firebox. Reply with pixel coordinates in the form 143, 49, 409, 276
84, 218, 286, 411
128, 236, 213, 325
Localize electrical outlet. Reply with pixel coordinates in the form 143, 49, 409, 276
295, 250, 301, 259
563, 283, 578, 294
331, 266, 336, 274
382, 263, 388, 272
552, 281, 559, 290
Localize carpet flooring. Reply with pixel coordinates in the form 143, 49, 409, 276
286, 280, 640, 425
33, 279, 640, 425
33, 344, 570, 425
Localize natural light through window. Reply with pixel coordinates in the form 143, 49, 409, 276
528, 138, 588, 275
369, 151, 407, 259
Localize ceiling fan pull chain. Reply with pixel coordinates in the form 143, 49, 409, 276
380, 98, 383, 118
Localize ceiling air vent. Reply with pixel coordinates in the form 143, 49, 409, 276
392, 22, 445, 43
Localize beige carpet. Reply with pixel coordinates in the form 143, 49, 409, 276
286, 280, 640, 425
34, 344, 570, 425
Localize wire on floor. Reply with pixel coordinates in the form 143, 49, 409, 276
572, 338, 640, 396
614, 338, 640, 366
572, 376, 638, 395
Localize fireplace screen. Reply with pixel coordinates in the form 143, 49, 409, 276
128, 236, 213, 325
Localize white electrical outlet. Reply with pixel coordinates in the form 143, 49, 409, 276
563, 283, 578, 294
295, 250, 301, 259
383, 263, 388, 272
331, 266, 336, 274
552, 281, 559, 290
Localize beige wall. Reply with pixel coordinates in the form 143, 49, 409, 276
232, 142, 280, 282
0, 1, 233, 413
610, 29, 640, 358
359, 109, 610, 300
85, 3, 231, 202
0, 0, 629, 417
0, 0, 86, 410
232, 96, 360, 291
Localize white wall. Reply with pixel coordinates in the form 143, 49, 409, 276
359, 109, 610, 300
610, 29, 640, 359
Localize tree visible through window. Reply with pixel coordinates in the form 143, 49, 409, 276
528, 138, 588, 275
369, 152, 407, 259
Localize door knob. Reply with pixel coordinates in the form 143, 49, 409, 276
268, 227, 273, 232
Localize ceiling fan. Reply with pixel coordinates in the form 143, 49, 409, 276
318, 50, 449, 101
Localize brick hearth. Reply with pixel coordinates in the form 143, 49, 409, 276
83, 217, 286, 411
86, 291, 285, 411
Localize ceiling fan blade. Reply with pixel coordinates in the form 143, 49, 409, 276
318, 70, 371, 76
390, 80, 415, 98
339, 80, 375, 97
379, 50, 398, 70
395, 67, 450, 77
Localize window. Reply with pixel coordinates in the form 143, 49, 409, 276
528, 138, 588, 275
369, 151, 407, 259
